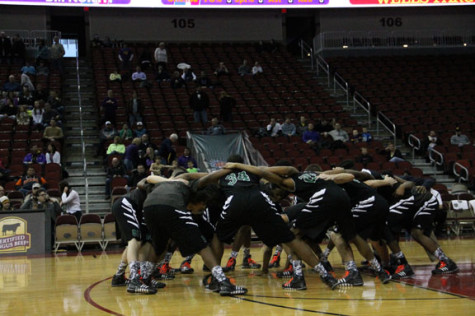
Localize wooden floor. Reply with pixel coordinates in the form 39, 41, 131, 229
1, 238, 475, 316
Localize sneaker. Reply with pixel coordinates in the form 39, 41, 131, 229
377, 269, 392, 284
242, 255, 262, 269
142, 277, 167, 289
431, 259, 459, 275
282, 275, 307, 290
219, 278, 248, 296
269, 253, 281, 268
321, 260, 334, 273
335, 270, 364, 287
111, 274, 127, 287
391, 264, 414, 280
180, 261, 194, 274
223, 257, 236, 272
127, 279, 157, 294
320, 274, 338, 290
203, 274, 220, 292
276, 264, 293, 278
157, 262, 176, 279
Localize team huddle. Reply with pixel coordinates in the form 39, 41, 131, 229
109, 154, 458, 295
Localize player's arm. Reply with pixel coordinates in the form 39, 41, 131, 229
322, 167, 374, 181
394, 180, 415, 197
224, 162, 284, 186
318, 172, 354, 184
146, 175, 189, 185
175, 172, 209, 181
261, 166, 299, 177
195, 168, 232, 188
365, 175, 398, 188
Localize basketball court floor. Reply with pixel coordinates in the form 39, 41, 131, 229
1, 238, 474, 315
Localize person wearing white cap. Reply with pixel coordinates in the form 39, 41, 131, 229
96, 121, 118, 157
0, 196, 13, 211
133, 121, 147, 138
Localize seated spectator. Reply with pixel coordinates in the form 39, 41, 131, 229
297, 116, 308, 135
101, 90, 118, 125
42, 103, 62, 128
3, 75, 21, 92
159, 133, 178, 165
186, 160, 198, 173
109, 69, 122, 82
131, 66, 151, 88
31, 101, 45, 130
21, 61, 36, 76
47, 90, 63, 114
196, 71, 213, 88
33, 83, 48, 102
119, 123, 133, 141
0, 196, 13, 211
96, 121, 117, 157
421, 130, 442, 161
219, 91, 235, 122
16, 105, 30, 126
19, 85, 35, 107
15, 167, 47, 196
21, 188, 61, 215
23, 182, 42, 205
149, 156, 164, 175
350, 129, 362, 144
36, 61, 49, 77
177, 147, 197, 169
43, 119, 64, 143
361, 127, 372, 142
133, 121, 147, 138
59, 181, 82, 222
139, 134, 157, 153
252, 61, 263, 76
170, 71, 185, 89
214, 62, 229, 77
266, 118, 282, 137
315, 118, 334, 134
123, 137, 142, 171
45, 142, 61, 165
139, 46, 153, 70
181, 67, 196, 82
106, 136, 126, 156
328, 123, 349, 143
0, 97, 18, 120
105, 157, 128, 199
128, 164, 148, 188
23, 145, 46, 165
450, 126, 471, 147
127, 90, 142, 127
141, 147, 156, 169
302, 123, 320, 147
355, 147, 374, 167
281, 117, 296, 136
380, 142, 405, 163
21, 73, 35, 91
155, 65, 170, 84
238, 59, 251, 76
207, 117, 225, 135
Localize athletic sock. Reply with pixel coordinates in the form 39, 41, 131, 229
129, 261, 140, 281
321, 248, 331, 261
394, 251, 408, 265
230, 251, 239, 259
287, 254, 293, 261
243, 247, 251, 257
314, 263, 329, 277
434, 248, 449, 261
115, 261, 127, 276
211, 266, 227, 282
185, 255, 195, 263
274, 245, 283, 255
163, 252, 173, 263
292, 260, 303, 276
140, 261, 154, 280
369, 258, 382, 272
345, 260, 358, 272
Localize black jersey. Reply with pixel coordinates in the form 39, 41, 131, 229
126, 188, 147, 211
340, 179, 376, 207
290, 172, 343, 202
219, 169, 260, 197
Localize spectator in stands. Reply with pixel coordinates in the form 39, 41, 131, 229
139, 46, 153, 70
128, 164, 148, 188
118, 43, 134, 77
355, 146, 374, 167
141, 147, 156, 169
10, 34, 25, 65
0, 196, 13, 211
154, 42, 168, 69
131, 66, 151, 88
23, 182, 42, 205
45, 143, 61, 165
43, 119, 64, 143
16, 105, 30, 126
421, 130, 443, 161
0, 163, 10, 185
186, 161, 199, 173
266, 117, 282, 137
96, 121, 117, 157
42, 103, 62, 128
139, 134, 157, 153
214, 62, 229, 77
20, 188, 45, 210
281, 117, 296, 136
297, 115, 308, 135
109, 69, 122, 82
252, 61, 263, 76
315, 118, 334, 134
207, 117, 225, 135
19, 85, 35, 107
123, 137, 142, 171
328, 123, 349, 143
36, 39, 49, 65
106, 136, 126, 156
189, 87, 209, 124
3, 75, 21, 92
127, 90, 142, 128
36, 61, 49, 77
381, 142, 405, 163
31, 101, 45, 130
0, 32, 11, 64
47, 90, 63, 114
0, 186, 5, 199
361, 127, 372, 142
177, 147, 197, 169
50, 36, 65, 74
450, 126, 471, 147
23, 145, 46, 165
21, 74, 35, 92
155, 65, 170, 85
181, 66, 197, 82
159, 133, 178, 165
101, 89, 118, 125
219, 91, 235, 122
15, 167, 47, 196
0, 97, 18, 120
350, 129, 362, 144
238, 59, 251, 76
59, 181, 82, 222
119, 123, 133, 141
105, 157, 128, 199
33, 83, 48, 102
302, 123, 321, 149
196, 71, 213, 88
170, 70, 186, 89
22, 188, 61, 215
21, 61, 36, 76
133, 121, 147, 138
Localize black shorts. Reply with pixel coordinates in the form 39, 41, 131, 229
352, 195, 389, 241
388, 193, 438, 234
143, 205, 208, 258
292, 187, 355, 242
112, 197, 149, 242
216, 190, 295, 248
193, 213, 215, 243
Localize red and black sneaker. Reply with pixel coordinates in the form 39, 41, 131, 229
276, 264, 294, 278
242, 255, 262, 269
223, 257, 236, 272
282, 275, 307, 290
335, 269, 364, 287
269, 253, 281, 268
391, 264, 414, 279
180, 260, 194, 274
432, 259, 459, 275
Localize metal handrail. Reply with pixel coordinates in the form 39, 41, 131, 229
333, 72, 349, 106
428, 148, 444, 168
453, 162, 469, 182
376, 111, 396, 147
353, 92, 371, 127
316, 55, 330, 87
298, 39, 314, 70
407, 134, 421, 162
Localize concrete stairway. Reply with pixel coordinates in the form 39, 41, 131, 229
61, 58, 110, 215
